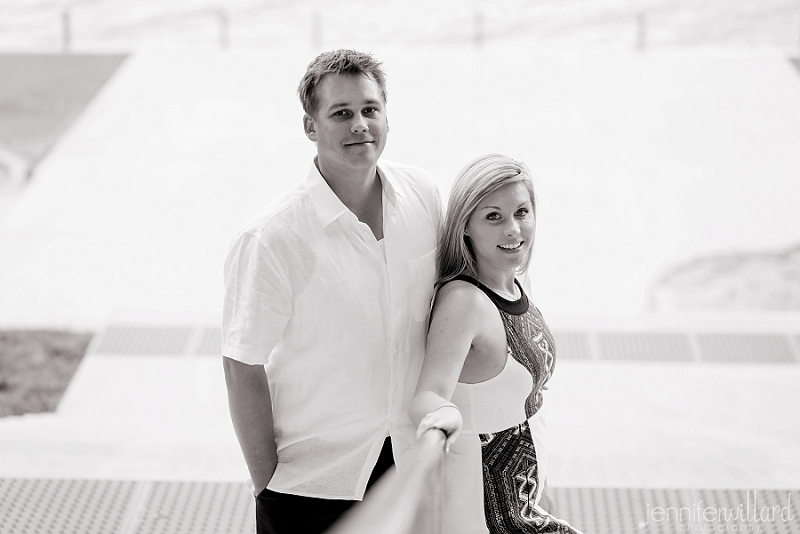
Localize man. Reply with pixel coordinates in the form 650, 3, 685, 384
222, 49, 441, 534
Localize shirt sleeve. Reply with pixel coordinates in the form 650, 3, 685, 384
222, 231, 292, 365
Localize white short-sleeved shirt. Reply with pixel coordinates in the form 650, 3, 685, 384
222, 160, 441, 500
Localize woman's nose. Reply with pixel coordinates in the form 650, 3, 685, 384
505, 219, 520, 236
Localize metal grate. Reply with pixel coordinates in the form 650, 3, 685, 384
132, 481, 253, 534
0, 478, 137, 534
597, 333, 695, 361
695, 334, 796, 363
552, 332, 593, 360
90, 326, 193, 355
85, 325, 800, 363
1, 480, 796, 533
549, 488, 800, 534
193, 327, 221, 356
549, 487, 683, 534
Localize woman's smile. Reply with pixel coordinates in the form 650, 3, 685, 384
498, 241, 524, 252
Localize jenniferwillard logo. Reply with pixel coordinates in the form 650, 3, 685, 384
643, 491, 795, 532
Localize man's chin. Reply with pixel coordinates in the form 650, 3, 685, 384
344, 150, 382, 168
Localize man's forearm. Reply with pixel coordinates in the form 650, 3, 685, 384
223, 356, 278, 493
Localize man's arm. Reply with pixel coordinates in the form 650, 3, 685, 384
223, 356, 278, 495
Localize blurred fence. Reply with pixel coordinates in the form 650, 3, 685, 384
0, 0, 798, 53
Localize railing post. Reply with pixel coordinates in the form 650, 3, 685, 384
473, 7, 485, 48
312, 9, 323, 49
636, 11, 646, 51
216, 8, 230, 49
61, 8, 71, 53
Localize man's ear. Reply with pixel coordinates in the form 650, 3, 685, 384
303, 113, 316, 142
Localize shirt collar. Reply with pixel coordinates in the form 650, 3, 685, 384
306, 162, 349, 228
306, 160, 407, 229
377, 162, 408, 203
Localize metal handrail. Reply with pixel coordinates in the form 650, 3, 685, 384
328, 429, 446, 534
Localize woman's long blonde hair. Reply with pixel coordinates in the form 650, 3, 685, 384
437, 154, 536, 288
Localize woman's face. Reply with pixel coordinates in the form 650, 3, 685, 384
465, 182, 535, 275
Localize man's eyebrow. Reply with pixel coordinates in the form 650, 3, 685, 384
327, 99, 382, 110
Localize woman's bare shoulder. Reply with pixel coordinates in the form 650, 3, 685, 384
432, 279, 492, 321
436, 279, 480, 301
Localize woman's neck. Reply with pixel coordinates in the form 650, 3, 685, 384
476, 269, 518, 298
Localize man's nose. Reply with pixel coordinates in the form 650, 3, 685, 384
351, 116, 369, 133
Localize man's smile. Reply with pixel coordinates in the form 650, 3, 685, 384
344, 140, 373, 147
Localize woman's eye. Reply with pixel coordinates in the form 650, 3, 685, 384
515, 208, 529, 217
486, 212, 501, 221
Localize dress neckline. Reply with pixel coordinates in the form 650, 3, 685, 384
452, 275, 529, 315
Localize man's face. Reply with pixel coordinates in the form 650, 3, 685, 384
304, 73, 388, 178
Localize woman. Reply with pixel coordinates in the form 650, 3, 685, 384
410, 154, 581, 534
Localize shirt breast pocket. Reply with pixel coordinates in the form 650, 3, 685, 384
407, 249, 437, 323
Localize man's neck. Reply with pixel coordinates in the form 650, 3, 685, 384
316, 158, 384, 239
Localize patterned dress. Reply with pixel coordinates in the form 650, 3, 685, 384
448, 275, 582, 534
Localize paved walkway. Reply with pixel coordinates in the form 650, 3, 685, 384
2, 321, 799, 533
2, 321, 799, 488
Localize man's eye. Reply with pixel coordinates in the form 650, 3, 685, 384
363, 107, 378, 114
333, 110, 350, 117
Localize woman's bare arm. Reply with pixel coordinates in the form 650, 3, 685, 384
410, 282, 483, 449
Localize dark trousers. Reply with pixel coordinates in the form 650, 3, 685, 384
256, 437, 394, 534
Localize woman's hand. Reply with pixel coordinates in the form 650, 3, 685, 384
416, 405, 463, 453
